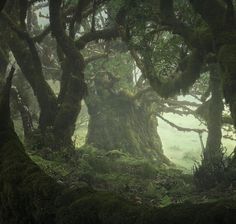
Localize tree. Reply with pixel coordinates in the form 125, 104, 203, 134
0, 0, 120, 149
194, 64, 225, 189
119, 0, 236, 128
84, 46, 169, 162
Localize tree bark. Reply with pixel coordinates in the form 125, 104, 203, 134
49, 0, 87, 147
11, 86, 34, 140
85, 75, 169, 164
204, 65, 224, 163
0, 46, 8, 75
218, 41, 236, 128
0, 0, 59, 131
1, 1, 82, 148
7, 31, 58, 131
189, 0, 236, 127
194, 65, 225, 189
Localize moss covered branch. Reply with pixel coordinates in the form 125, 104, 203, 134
49, 0, 87, 145
132, 48, 203, 98
75, 27, 120, 50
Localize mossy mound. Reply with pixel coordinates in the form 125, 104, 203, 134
29, 144, 195, 207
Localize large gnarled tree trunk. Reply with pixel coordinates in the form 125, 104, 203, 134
85, 74, 169, 164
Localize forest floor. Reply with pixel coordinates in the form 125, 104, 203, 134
27, 144, 236, 208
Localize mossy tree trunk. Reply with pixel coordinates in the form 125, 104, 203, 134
1, 0, 120, 150
85, 74, 169, 163
49, 0, 87, 148
1, 0, 58, 131
7, 32, 58, 131
189, 0, 236, 128
218, 41, 236, 128
203, 65, 224, 164
194, 64, 225, 189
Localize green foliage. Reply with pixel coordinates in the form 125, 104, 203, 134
151, 33, 184, 79
128, 23, 186, 82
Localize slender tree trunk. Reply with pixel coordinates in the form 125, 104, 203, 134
194, 65, 225, 189
204, 65, 224, 162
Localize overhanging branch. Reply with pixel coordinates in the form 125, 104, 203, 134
131, 47, 204, 98
75, 27, 120, 50
157, 113, 207, 133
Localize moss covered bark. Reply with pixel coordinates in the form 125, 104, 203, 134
194, 65, 225, 189
1, 0, 58, 131
203, 66, 224, 161
189, 1, 236, 127
85, 78, 168, 163
7, 29, 58, 131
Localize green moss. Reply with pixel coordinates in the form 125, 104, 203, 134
29, 153, 71, 177
29, 144, 196, 208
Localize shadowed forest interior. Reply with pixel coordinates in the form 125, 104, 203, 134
0, 0, 236, 223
